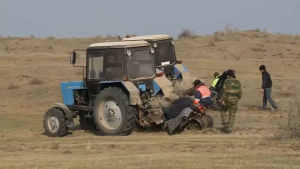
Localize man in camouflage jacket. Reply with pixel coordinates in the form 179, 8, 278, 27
221, 69, 242, 133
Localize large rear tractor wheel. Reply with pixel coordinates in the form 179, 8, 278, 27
43, 108, 68, 137
79, 115, 97, 131
93, 87, 136, 136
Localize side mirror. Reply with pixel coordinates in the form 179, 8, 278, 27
70, 51, 77, 65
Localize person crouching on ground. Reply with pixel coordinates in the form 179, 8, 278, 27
193, 79, 212, 107
220, 69, 242, 133
161, 96, 201, 122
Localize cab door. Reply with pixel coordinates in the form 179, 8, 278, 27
85, 49, 106, 100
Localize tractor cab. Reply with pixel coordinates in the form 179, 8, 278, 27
122, 35, 190, 82
70, 41, 158, 98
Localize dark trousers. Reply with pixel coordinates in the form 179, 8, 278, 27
161, 106, 174, 122
263, 88, 277, 110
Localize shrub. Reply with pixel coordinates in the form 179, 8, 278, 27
29, 78, 43, 85
232, 54, 241, 61
274, 86, 300, 139
253, 34, 260, 38
7, 83, 19, 90
294, 35, 300, 40
250, 47, 267, 52
46, 36, 55, 40
207, 40, 216, 47
178, 29, 196, 39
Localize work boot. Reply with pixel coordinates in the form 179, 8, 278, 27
225, 127, 232, 134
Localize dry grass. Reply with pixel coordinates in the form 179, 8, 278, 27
0, 134, 300, 169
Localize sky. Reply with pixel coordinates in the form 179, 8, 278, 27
1, 0, 300, 38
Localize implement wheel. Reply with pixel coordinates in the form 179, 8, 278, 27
93, 87, 136, 136
188, 114, 213, 130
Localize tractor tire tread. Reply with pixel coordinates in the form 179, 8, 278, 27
93, 87, 136, 136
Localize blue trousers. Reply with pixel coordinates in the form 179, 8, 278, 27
263, 88, 277, 110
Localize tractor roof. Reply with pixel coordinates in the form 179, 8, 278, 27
89, 41, 149, 49
122, 34, 171, 41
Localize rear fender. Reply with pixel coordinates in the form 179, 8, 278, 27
53, 103, 74, 128
121, 81, 142, 106
174, 64, 190, 80
99, 81, 142, 106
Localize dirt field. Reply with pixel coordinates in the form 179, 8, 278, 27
1, 29, 300, 169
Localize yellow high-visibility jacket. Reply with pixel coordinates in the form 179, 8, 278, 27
212, 75, 220, 87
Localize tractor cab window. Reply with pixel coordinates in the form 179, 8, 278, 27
104, 49, 124, 80
154, 41, 176, 66
127, 48, 155, 79
88, 52, 104, 79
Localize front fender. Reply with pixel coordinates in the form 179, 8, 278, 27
53, 103, 74, 128
174, 64, 190, 80
153, 75, 173, 97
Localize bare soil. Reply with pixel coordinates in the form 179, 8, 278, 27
0, 30, 300, 168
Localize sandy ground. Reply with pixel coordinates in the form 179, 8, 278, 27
0, 30, 300, 168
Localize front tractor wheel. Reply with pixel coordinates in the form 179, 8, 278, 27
93, 87, 135, 136
43, 108, 68, 137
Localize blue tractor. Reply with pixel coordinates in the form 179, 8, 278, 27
43, 41, 174, 137
122, 35, 190, 84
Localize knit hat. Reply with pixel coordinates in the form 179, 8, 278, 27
227, 69, 234, 77
259, 65, 266, 70
193, 79, 202, 88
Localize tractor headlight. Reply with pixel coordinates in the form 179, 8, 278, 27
126, 50, 131, 56
150, 47, 155, 54
153, 43, 157, 48
171, 40, 175, 45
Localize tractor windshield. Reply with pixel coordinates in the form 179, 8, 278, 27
127, 48, 155, 79
154, 41, 176, 67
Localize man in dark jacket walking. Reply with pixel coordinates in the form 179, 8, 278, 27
259, 65, 278, 111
